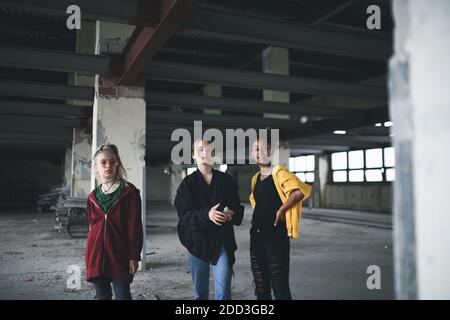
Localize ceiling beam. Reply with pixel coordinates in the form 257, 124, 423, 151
147, 110, 307, 129
183, 8, 391, 61
0, 114, 82, 128
0, 0, 143, 26
305, 0, 363, 25
118, 0, 199, 84
0, 80, 94, 101
291, 136, 391, 148
0, 132, 72, 142
2, 1, 391, 60
0, 100, 87, 118
146, 91, 367, 120
0, 47, 386, 100
144, 61, 387, 100
0, 45, 110, 75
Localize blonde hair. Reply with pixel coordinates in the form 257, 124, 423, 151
94, 143, 128, 183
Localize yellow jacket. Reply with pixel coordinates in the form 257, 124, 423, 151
249, 165, 312, 240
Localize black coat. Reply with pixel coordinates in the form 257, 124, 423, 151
174, 169, 244, 267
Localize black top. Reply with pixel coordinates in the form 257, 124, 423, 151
174, 169, 244, 267
251, 175, 287, 238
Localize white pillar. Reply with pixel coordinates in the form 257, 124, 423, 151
262, 46, 290, 167
91, 77, 146, 194
71, 128, 92, 197
64, 147, 72, 188
91, 21, 146, 193
391, 0, 450, 299
90, 20, 147, 271
169, 163, 184, 205
262, 47, 290, 104
317, 154, 328, 207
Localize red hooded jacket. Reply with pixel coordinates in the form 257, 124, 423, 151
85, 182, 143, 282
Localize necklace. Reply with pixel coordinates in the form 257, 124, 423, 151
102, 179, 117, 194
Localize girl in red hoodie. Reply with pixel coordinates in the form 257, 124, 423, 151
85, 143, 143, 300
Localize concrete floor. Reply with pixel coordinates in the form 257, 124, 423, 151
0, 205, 394, 300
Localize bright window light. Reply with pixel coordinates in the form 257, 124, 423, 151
333, 171, 347, 182
289, 158, 295, 172
384, 147, 395, 167
375, 123, 382, 127
349, 170, 364, 182
365, 148, 383, 168
305, 172, 315, 183
386, 168, 395, 181
306, 155, 315, 171
296, 172, 306, 182
366, 169, 383, 182
384, 121, 393, 127
294, 156, 306, 172
333, 130, 346, 135
348, 150, 364, 169
332, 152, 347, 170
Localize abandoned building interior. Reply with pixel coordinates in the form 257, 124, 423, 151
0, 0, 449, 300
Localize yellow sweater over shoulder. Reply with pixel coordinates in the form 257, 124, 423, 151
249, 165, 312, 239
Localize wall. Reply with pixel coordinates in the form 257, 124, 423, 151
147, 165, 170, 203
322, 184, 392, 213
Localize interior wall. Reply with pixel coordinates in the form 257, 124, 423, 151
147, 164, 170, 203
322, 184, 392, 212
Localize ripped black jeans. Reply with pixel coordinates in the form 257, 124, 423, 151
250, 227, 292, 300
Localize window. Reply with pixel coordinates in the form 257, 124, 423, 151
331, 152, 347, 170
365, 148, 383, 168
331, 147, 395, 182
289, 155, 315, 183
348, 150, 364, 169
384, 147, 395, 181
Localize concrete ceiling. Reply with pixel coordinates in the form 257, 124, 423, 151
0, 0, 393, 163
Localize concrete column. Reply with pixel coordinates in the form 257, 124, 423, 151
203, 85, 222, 115
317, 154, 329, 208
391, 0, 450, 299
262, 47, 290, 167
88, 20, 147, 270
311, 154, 326, 208
169, 163, 184, 205
71, 128, 92, 197
64, 147, 72, 188
91, 78, 146, 193
66, 20, 95, 198
262, 47, 290, 105
91, 21, 146, 193
68, 20, 96, 106
203, 85, 225, 164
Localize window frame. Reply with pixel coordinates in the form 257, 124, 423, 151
289, 155, 316, 183
328, 147, 394, 184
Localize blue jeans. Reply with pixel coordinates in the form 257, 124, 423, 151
187, 245, 232, 300
92, 277, 132, 300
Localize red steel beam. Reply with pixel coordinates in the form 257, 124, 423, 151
118, 0, 199, 85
